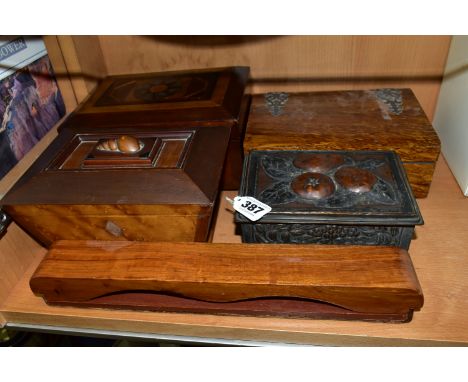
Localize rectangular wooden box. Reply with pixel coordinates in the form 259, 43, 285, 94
236, 150, 423, 249
1, 123, 231, 246
70, 66, 250, 126
243, 89, 441, 198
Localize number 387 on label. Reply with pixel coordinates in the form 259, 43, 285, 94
232, 196, 272, 221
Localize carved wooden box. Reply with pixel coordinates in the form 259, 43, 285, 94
64, 66, 250, 190
236, 150, 423, 249
243, 89, 441, 197
1, 123, 230, 246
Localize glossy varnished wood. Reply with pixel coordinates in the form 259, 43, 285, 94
1, 124, 230, 245
6, 204, 210, 246
30, 241, 423, 317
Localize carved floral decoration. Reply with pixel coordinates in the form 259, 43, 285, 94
258, 153, 400, 208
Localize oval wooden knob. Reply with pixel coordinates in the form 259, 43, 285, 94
335, 166, 377, 193
96, 135, 143, 154
291, 172, 335, 199
117, 135, 141, 153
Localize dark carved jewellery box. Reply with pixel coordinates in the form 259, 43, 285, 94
236, 150, 423, 250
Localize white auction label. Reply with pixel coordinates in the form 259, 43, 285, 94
232, 196, 272, 221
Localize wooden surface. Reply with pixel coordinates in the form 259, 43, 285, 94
30, 241, 423, 316
1, 156, 468, 345
7, 204, 210, 246
0, 223, 45, 326
244, 89, 440, 198
42, 36, 79, 113
0, 120, 63, 325
52, 36, 106, 103
97, 36, 451, 120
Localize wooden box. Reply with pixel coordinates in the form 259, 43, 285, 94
1, 123, 230, 246
243, 89, 441, 198
236, 150, 423, 249
70, 66, 250, 126
65, 66, 250, 190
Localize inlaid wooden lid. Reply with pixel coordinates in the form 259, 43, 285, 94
64, 66, 250, 127
236, 150, 423, 225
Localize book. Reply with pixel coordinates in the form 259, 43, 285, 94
0, 36, 65, 180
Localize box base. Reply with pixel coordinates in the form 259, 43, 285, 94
45, 293, 414, 323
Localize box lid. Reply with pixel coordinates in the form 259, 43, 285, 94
244, 89, 440, 163
1, 124, 230, 207
236, 150, 423, 225
66, 66, 249, 127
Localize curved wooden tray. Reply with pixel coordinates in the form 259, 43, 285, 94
30, 241, 424, 322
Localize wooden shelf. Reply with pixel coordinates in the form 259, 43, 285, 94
1, 155, 467, 345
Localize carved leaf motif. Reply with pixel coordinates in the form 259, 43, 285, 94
318, 188, 356, 208
258, 181, 297, 205
327, 155, 355, 176
357, 159, 384, 171
369, 178, 399, 205
252, 224, 402, 246
261, 155, 298, 179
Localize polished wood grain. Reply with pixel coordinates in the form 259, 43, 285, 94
403, 163, 436, 199
30, 241, 423, 316
97, 36, 450, 120
6, 204, 209, 246
244, 89, 440, 198
1, 124, 230, 245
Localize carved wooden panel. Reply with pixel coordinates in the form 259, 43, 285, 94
242, 224, 414, 247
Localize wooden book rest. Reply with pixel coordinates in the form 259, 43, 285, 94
30, 241, 424, 322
